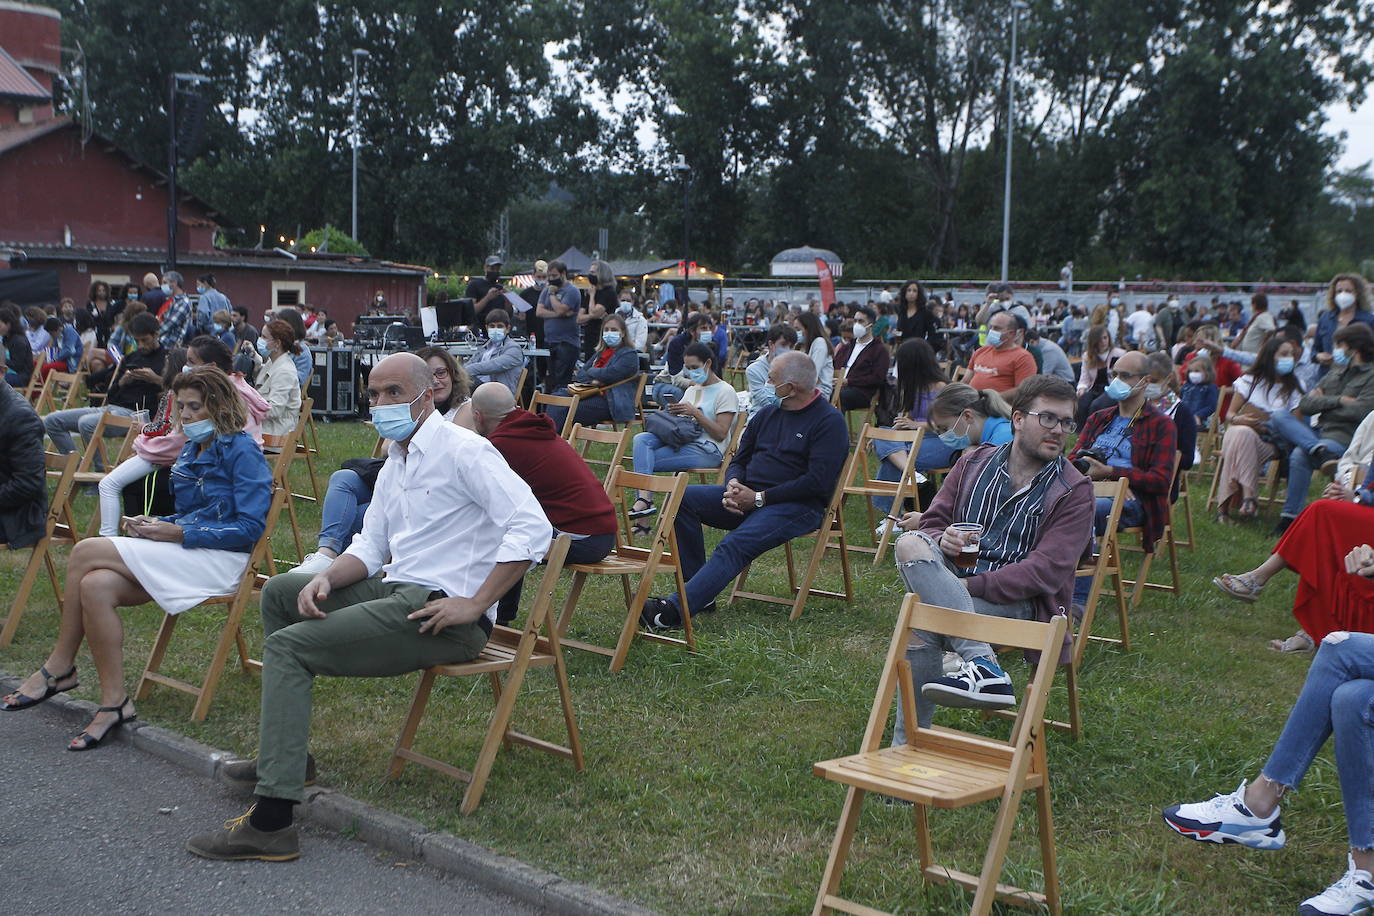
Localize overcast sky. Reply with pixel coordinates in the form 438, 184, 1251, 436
1328, 95, 1373, 172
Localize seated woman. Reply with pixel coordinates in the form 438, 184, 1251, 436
545, 314, 640, 431
247, 318, 303, 447
294, 348, 469, 575
96, 337, 268, 537
1214, 337, 1305, 523
627, 342, 737, 527
0, 367, 272, 749
1075, 326, 1125, 426
1162, 618, 1374, 916
210, 309, 237, 350
871, 338, 947, 515
916, 382, 1014, 475
793, 311, 835, 400
832, 310, 890, 412
1214, 461, 1374, 652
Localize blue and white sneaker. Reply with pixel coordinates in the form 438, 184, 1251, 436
921, 657, 1016, 709
1299, 855, 1374, 915
1161, 780, 1286, 850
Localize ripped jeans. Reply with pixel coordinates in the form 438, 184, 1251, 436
891, 531, 1033, 742
1260, 630, 1374, 850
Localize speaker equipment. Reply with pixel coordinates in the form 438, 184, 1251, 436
308, 347, 362, 418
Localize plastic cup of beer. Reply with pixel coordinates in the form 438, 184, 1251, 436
949, 523, 984, 569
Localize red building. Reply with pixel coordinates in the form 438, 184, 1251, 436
0, 2, 428, 332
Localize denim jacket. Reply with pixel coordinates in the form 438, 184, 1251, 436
573, 346, 641, 422
161, 431, 273, 552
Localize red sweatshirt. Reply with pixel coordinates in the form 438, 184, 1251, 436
486, 409, 617, 536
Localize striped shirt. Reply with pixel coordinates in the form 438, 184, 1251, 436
958, 443, 1063, 576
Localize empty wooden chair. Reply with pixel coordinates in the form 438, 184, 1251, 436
812, 595, 1067, 916
838, 424, 924, 566
293, 395, 323, 502
568, 423, 631, 492
1, 452, 79, 647
386, 535, 584, 814
530, 390, 583, 439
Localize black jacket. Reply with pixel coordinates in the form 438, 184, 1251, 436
3, 332, 33, 388
0, 379, 46, 549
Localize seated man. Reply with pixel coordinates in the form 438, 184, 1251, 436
832, 309, 890, 412
965, 304, 1037, 394
0, 345, 46, 550
745, 324, 798, 418
889, 375, 1092, 739
186, 353, 551, 862
641, 351, 849, 628
467, 382, 618, 624
1067, 349, 1178, 608
464, 309, 525, 395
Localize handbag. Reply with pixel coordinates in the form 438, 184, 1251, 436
643, 409, 701, 448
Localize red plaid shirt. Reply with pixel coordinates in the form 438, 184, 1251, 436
1069, 403, 1177, 551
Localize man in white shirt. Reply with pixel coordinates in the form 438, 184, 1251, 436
1125, 304, 1156, 350
188, 352, 551, 863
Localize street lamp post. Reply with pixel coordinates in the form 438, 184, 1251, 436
350, 48, 369, 243
166, 72, 210, 272
1000, 0, 1029, 283
673, 156, 691, 304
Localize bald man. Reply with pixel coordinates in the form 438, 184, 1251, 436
188, 353, 551, 862
470, 382, 618, 623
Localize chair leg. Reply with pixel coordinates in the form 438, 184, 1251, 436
555, 573, 589, 637
811, 786, 866, 916
1, 541, 48, 647
914, 802, 934, 872
388, 669, 437, 779
790, 528, 830, 621
547, 627, 585, 771
609, 572, 657, 673
461, 651, 534, 815
136, 614, 180, 701
729, 563, 752, 605
1036, 782, 1063, 915
191, 599, 250, 721
486, 671, 514, 751
970, 784, 1030, 916
1065, 662, 1082, 741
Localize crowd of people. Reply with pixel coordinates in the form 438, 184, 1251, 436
1, 264, 1373, 915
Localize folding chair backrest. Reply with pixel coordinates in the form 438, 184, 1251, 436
604, 465, 687, 557
530, 391, 579, 439
29, 372, 59, 414
261, 424, 302, 483
519, 534, 572, 635
830, 368, 845, 406
48, 370, 84, 409
45, 451, 80, 542
846, 423, 922, 492
75, 411, 138, 474
569, 423, 630, 491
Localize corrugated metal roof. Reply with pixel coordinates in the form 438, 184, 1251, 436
0, 45, 49, 101
1, 241, 430, 276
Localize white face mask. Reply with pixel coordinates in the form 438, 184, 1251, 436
1187, 371, 1205, 385
854, 323, 870, 339
1335, 291, 1357, 310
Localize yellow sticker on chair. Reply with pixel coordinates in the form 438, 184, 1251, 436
895, 763, 944, 779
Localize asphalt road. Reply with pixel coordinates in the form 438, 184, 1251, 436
0, 702, 545, 915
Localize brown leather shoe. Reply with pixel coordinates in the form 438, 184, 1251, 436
222, 754, 317, 788
187, 808, 300, 862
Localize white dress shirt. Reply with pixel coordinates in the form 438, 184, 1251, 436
344, 410, 552, 622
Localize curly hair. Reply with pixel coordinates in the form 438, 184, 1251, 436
171, 366, 247, 437
263, 318, 301, 355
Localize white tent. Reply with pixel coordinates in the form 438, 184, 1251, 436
769, 245, 844, 279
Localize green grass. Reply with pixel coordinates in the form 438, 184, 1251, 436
0, 422, 1348, 914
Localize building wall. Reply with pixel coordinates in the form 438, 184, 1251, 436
0, 1, 61, 124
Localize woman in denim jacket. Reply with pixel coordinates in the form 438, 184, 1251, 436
547, 314, 641, 430
2, 367, 272, 751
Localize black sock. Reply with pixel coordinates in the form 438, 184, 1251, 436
249, 795, 296, 832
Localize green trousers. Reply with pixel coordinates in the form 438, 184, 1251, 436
255, 572, 489, 802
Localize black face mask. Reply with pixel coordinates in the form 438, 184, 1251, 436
485, 270, 499, 282
549, 276, 564, 287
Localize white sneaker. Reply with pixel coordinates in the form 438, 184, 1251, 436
1161, 780, 1286, 850
921, 657, 1016, 709
1300, 855, 1374, 915
293, 552, 335, 577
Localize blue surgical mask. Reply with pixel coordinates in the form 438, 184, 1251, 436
603, 331, 622, 347
160, 284, 172, 295
370, 390, 426, 441
197, 285, 207, 294
1104, 376, 1135, 401
1333, 347, 1351, 366
1276, 356, 1295, 375
183, 418, 217, 443
985, 329, 1003, 348
256, 338, 269, 356
938, 416, 971, 450
488, 328, 506, 343
698, 330, 713, 343
618, 302, 633, 314
684, 367, 708, 385
180, 364, 192, 374
758, 384, 781, 408
213, 322, 226, 333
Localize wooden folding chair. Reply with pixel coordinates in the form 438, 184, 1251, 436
293, 395, 322, 503
813, 596, 1067, 916
829, 368, 846, 408
1174, 468, 1196, 550
684, 412, 746, 485
530, 390, 582, 439
1117, 452, 1183, 612
135, 486, 287, 721
841, 424, 924, 566
1192, 386, 1229, 478
262, 426, 305, 564
1, 452, 79, 647
555, 468, 693, 672
39, 370, 85, 412
729, 450, 856, 621
600, 372, 647, 431
387, 535, 584, 814
28, 371, 59, 413
568, 423, 630, 492
514, 365, 530, 408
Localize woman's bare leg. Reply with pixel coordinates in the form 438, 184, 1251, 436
79, 567, 150, 708
1241, 552, 1290, 587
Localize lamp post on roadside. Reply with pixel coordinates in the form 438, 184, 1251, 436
1000, 0, 1029, 283
674, 155, 690, 304
350, 48, 369, 243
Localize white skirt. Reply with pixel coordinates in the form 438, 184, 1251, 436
110, 537, 251, 615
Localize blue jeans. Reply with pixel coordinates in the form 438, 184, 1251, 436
1270, 409, 1344, 518
1071, 496, 1144, 605
669, 485, 823, 616
632, 432, 720, 475
913, 433, 961, 473
317, 469, 371, 554
546, 395, 613, 432
1261, 632, 1374, 849
43, 405, 135, 470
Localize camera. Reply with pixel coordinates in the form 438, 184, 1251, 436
1072, 448, 1108, 475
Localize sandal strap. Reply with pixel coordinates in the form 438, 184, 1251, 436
96, 696, 131, 715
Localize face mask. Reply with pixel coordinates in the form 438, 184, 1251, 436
1276, 356, 1295, 375
938, 416, 971, 450
1143, 383, 1164, 400
183, 418, 217, 443
1104, 377, 1136, 401
698, 330, 714, 343
161, 284, 172, 295
485, 270, 500, 282
375, 295, 385, 303
854, 324, 870, 339
602, 331, 622, 347
1333, 347, 1351, 366
549, 276, 564, 287
985, 329, 1003, 348
213, 322, 226, 333
488, 328, 506, 343
1187, 371, 1205, 385
618, 302, 633, 314
1335, 291, 1357, 309
758, 384, 781, 408
196, 285, 206, 295
180, 364, 193, 374
1109, 297, 1121, 307
371, 390, 426, 441
256, 338, 270, 356
684, 367, 708, 385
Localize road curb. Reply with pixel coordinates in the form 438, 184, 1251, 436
1, 672, 659, 916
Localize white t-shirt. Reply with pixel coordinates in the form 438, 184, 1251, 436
684, 379, 738, 449
1233, 375, 1303, 415
1126, 309, 1155, 342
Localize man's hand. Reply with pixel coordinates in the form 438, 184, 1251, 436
408, 596, 487, 634
937, 525, 976, 560
1344, 544, 1374, 578
892, 415, 918, 430
721, 478, 755, 516
1316, 352, 1333, 366
127, 367, 161, 384
1078, 455, 1112, 480
894, 510, 922, 531
297, 574, 331, 619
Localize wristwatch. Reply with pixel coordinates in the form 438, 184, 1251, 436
754, 491, 765, 509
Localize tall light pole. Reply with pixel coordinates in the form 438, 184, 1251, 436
1000, 0, 1029, 283
673, 155, 691, 304
350, 48, 369, 243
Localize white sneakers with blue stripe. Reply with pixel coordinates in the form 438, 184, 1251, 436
1161, 780, 1286, 850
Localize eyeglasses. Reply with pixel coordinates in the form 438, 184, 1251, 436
1108, 369, 1143, 381
431, 367, 450, 380
1022, 410, 1077, 433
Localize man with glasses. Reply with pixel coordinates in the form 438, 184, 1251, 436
887, 375, 1093, 731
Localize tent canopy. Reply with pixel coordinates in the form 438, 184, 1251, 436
770, 245, 843, 278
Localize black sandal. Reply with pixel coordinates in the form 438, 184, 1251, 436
1, 665, 78, 712
68, 697, 136, 752
628, 498, 658, 519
